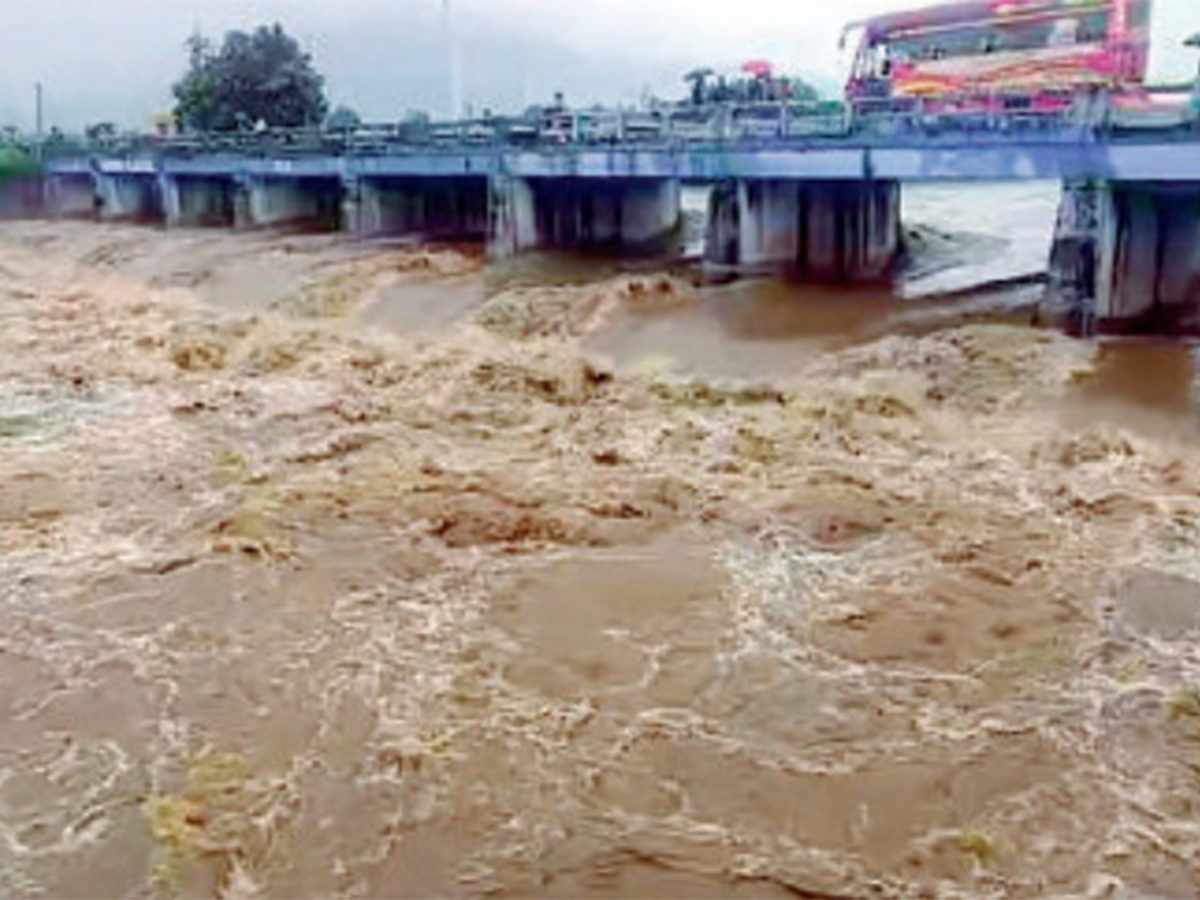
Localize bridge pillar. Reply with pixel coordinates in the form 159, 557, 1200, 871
44, 174, 98, 219
489, 175, 538, 256
344, 176, 488, 239
490, 176, 681, 257
243, 176, 342, 231
340, 177, 365, 234
232, 176, 252, 230
159, 174, 181, 226
160, 174, 237, 228
95, 173, 161, 222
1049, 181, 1200, 333
704, 179, 901, 280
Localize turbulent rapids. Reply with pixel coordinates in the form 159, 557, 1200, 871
4, 218, 1200, 899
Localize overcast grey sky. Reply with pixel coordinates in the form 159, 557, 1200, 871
0, 0, 1196, 131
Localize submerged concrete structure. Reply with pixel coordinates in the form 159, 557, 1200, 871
490, 176, 681, 257
345, 176, 488, 239
244, 175, 343, 231
1049, 181, 1200, 333
160, 174, 238, 228
43, 173, 96, 219
95, 173, 159, 221
705, 179, 900, 280
45, 169, 346, 230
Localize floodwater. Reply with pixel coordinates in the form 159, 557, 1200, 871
5, 185, 1200, 900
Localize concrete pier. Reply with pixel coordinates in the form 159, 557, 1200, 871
161, 174, 238, 228
245, 176, 342, 230
1049, 181, 1200, 332
44, 174, 97, 219
96, 174, 160, 222
705, 179, 901, 280
344, 176, 489, 239
490, 176, 681, 257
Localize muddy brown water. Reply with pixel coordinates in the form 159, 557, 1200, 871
3, 212, 1200, 899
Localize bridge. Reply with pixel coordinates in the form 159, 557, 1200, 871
34, 100, 1200, 332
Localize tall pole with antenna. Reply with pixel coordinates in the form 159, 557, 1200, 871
442, 0, 464, 120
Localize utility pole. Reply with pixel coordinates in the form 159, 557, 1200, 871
442, 0, 464, 120
34, 82, 43, 162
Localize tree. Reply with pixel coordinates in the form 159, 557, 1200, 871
325, 105, 361, 130
684, 68, 715, 105
173, 24, 328, 132
173, 33, 220, 131
0, 144, 38, 182
397, 110, 431, 142
85, 122, 118, 142
787, 77, 821, 103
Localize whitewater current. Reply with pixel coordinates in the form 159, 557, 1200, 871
4, 185, 1200, 899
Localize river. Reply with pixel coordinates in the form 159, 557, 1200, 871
3, 185, 1200, 899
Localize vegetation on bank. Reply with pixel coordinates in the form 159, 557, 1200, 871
0, 144, 40, 182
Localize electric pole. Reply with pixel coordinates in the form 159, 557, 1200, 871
442, 0, 464, 120
35, 82, 43, 162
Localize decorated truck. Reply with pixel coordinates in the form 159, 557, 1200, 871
839, 0, 1163, 128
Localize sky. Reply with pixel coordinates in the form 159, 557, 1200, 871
0, 0, 1196, 132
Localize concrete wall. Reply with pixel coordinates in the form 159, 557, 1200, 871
490, 176, 681, 257
96, 174, 160, 222
833, 180, 901, 280
705, 179, 901, 280
246, 176, 342, 231
490, 175, 538, 256
345, 176, 489, 239
1049, 181, 1200, 332
44, 174, 97, 219
161, 175, 237, 228
1157, 195, 1200, 315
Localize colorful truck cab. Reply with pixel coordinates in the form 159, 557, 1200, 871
842, 0, 1152, 106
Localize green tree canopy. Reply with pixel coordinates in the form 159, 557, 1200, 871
788, 77, 821, 103
0, 144, 39, 182
325, 105, 361, 130
173, 24, 328, 132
